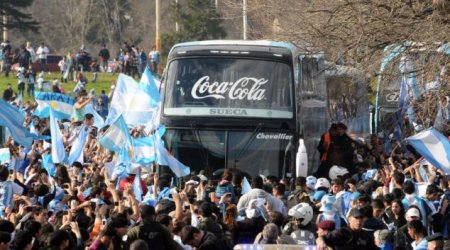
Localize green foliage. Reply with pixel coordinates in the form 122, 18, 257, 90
0, 0, 39, 32
161, 0, 227, 56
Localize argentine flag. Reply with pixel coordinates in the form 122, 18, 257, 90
156, 141, 190, 178
49, 109, 66, 164
0, 99, 34, 148
99, 115, 133, 155
67, 125, 87, 165
140, 67, 161, 107
407, 128, 450, 174
0, 148, 10, 165
134, 136, 156, 165
34, 92, 75, 119
105, 73, 160, 127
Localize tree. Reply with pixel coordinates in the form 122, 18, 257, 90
0, 0, 39, 32
161, 0, 227, 56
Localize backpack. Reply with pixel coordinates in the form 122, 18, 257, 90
290, 229, 316, 245
287, 189, 312, 209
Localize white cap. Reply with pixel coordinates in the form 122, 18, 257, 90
197, 174, 208, 181
406, 207, 421, 219
329, 165, 349, 180
315, 178, 331, 190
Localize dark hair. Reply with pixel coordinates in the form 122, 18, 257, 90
111, 215, 129, 228
199, 201, 213, 217
269, 211, 285, 228
130, 239, 150, 250
252, 176, 264, 189
85, 113, 94, 120
0, 232, 11, 244
273, 183, 285, 195
371, 198, 384, 210
34, 184, 50, 197
0, 220, 15, 233
392, 188, 404, 200
72, 161, 83, 169
222, 169, 233, 181
383, 193, 394, 206
180, 226, 200, 244
426, 184, 439, 195
392, 171, 405, 185
407, 220, 424, 235
49, 230, 70, 248
391, 199, 405, 217
402, 181, 415, 195
24, 220, 42, 237
55, 164, 71, 185
360, 205, 373, 218
331, 177, 343, 186
0, 165, 9, 181
13, 230, 33, 250
156, 213, 171, 227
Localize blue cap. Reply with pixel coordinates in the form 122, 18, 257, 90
350, 192, 361, 201
143, 198, 157, 207
313, 190, 326, 201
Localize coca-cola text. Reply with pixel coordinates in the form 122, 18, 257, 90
191, 76, 267, 100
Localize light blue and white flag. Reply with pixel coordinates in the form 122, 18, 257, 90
34, 92, 75, 119
49, 109, 66, 164
105, 73, 159, 127
156, 143, 190, 178
406, 128, 450, 174
67, 125, 87, 165
242, 176, 252, 195
0, 148, 10, 165
0, 99, 34, 148
85, 103, 105, 129
133, 172, 143, 202
42, 153, 56, 176
140, 67, 161, 107
134, 136, 156, 165
99, 115, 133, 155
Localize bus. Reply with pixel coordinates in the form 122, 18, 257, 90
160, 40, 328, 178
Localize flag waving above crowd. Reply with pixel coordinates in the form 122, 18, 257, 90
0, 70, 190, 180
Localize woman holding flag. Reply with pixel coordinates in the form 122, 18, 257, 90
72, 89, 93, 124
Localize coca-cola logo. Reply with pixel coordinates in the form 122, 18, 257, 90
191, 76, 267, 100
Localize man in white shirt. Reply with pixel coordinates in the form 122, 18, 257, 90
36, 42, 49, 72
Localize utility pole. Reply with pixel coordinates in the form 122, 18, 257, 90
155, 0, 161, 50
243, 0, 247, 40
215, 0, 218, 10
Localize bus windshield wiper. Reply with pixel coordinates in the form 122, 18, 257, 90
233, 123, 263, 168
190, 121, 209, 167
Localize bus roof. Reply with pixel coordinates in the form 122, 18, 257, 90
170, 40, 300, 55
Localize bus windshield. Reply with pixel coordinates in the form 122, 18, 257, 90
164, 57, 293, 119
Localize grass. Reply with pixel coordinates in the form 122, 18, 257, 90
0, 72, 130, 103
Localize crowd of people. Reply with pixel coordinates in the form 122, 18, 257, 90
0, 40, 161, 85
0, 41, 450, 250
0, 104, 448, 250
